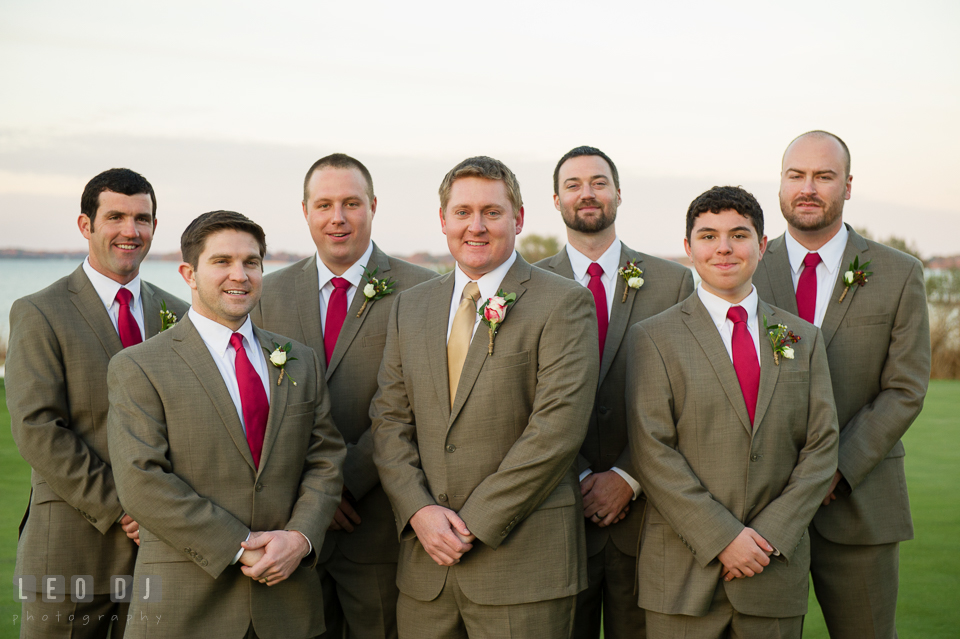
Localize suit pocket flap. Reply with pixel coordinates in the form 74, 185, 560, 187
32, 482, 62, 505
537, 486, 576, 510
844, 313, 891, 327
285, 401, 314, 417
362, 333, 388, 348
778, 371, 809, 383
484, 350, 530, 371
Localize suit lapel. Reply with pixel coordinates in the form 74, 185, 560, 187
752, 300, 781, 432
819, 226, 869, 347
449, 258, 530, 425
427, 273, 456, 419
760, 236, 799, 314
545, 248, 575, 279
255, 326, 290, 474
681, 296, 753, 435
600, 245, 641, 385
295, 254, 324, 361
326, 244, 391, 380
141, 281, 163, 338
171, 316, 257, 471
68, 266, 123, 357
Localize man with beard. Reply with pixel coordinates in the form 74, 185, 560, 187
536, 146, 694, 639
753, 131, 930, 639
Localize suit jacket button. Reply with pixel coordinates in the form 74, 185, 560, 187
201, 560, 208, 567
90, 517, 97, 523
750, 454, 761, 462
438, 493, 448, 502
598, 406, 610, 415
255, 483, 264, 492
446, 445, 457, 453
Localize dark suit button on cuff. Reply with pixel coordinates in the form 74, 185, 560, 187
201, 560, 208, 566
446, 445, 457, 453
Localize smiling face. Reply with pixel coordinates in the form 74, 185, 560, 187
179, 229, 263, 330
779, 134, 852, 239
303, 166, 376, 275
684, 209, 767, 303
554, 154, 620, 235
79, 190, 156, 284
440, 177, 524, 280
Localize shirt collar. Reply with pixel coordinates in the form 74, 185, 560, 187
453, 251, 518, 305
315, 241, 374, 291
82, 257, 142, 310
697, 283, 759, 330
565, 238, 622, 281
188, 308, 258, 357
784, 223, 848, 276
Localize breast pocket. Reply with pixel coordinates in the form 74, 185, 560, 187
778, 370, 809, 384
844, 313, 891, 328
484, 350, 530, 371
362, 333, 388, 349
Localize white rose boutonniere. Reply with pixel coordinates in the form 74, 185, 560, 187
265, 341, 298, 386
763, 315, 801, 366
159, 300, 178, 332
477, 289, 517, 355
617, 261, 644, 302
357, 266, 397, 318
839, 256, 872, 303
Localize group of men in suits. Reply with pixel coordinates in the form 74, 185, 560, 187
7, 130, 929, 639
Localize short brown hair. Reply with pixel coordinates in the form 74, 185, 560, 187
686, 186, 764, 241
303, 153, 375, 203
180, 211, 267, 269
438, 156, 523, 215
81, 168, 156, 226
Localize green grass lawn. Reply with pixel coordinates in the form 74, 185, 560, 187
1, 379, 958, 638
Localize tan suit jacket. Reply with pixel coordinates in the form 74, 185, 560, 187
628, 295, 839, 618
371, 256, 600, 606
251, 245, 437, 564
536, 244, 694, 557
106, 316, 346, 639
753, 226, 930, 544
7, 264, 188, 593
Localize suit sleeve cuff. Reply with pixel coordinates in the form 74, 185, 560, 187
611, 467, 641, 500
231, 531, 251, 565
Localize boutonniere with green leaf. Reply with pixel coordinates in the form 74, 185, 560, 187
265, 342, 298, 386
357, 266, 397, 318
159, 300, 178, 332
763, 315, 801, 366
838, 256, 872, 303
617, 261, 644, 302
477, 290, 517, 355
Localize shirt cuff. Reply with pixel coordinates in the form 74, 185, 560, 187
291, 530, 312, 557
231, 531, 251, 565
579, 469, 592, 482
611, 467, 641, 500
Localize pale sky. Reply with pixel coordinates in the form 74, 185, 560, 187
1, 0, 958, 259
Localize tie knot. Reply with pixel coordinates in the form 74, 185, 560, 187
331, 277, 351, 291
587, 262, 604, 278
804, 252, 822, 268
462, 281, 480, 303
229, 332, 245, 351
115, 287, 133, 305
726, 305, 748, 325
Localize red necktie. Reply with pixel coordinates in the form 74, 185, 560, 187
323, 277, 351, 366
115, 287, 142, 348
230, 333, 268, 469
727, 306, 760, 427
795, 252, 822, 324
587, 263, 608, 362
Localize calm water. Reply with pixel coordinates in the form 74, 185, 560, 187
0, 258, 289, 341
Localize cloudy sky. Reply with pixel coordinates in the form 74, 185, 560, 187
1, 0, 958, 259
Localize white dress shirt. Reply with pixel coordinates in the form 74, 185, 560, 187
316, 242, 374, 331
566, 238, 640, 499
446, 251, 518, 342
82, 257, 145, 341
784, 224, 848, 328
565, 238, 621, 321
697, 283, 762, 366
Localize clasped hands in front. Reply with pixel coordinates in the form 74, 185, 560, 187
718, 527, 775, 582
410, 505, 476, 567
238, 530, 310, 586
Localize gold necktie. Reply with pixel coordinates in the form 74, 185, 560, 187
447, 281, 480, 407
